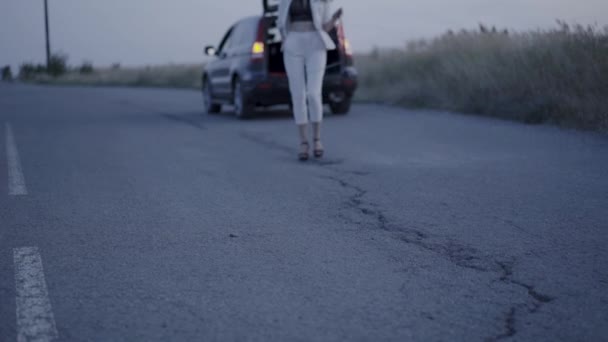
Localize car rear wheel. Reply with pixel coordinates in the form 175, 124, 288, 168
203, 78, 221, 114
329, 97, 352, 115
233, 77, 253, 119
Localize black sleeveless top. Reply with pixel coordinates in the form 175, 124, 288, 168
289, 0, 313, 22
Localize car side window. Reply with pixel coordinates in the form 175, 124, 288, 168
235, 24, 247, 47
232, 19, 256, 48
217, 26, 235, 55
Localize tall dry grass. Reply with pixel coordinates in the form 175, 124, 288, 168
355, 22, 608, 131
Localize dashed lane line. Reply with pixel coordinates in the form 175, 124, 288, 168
5, 123, 28, 195
14, 247, 58, 342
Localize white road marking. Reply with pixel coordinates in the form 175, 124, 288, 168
5, 123, 28, 195
13, 247, 58, 342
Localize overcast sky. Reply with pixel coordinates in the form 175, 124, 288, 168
1, 0, 607, 69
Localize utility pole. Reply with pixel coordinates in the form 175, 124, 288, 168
44, 0, 51, 68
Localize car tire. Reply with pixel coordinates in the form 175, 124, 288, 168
233, 77, 254, 119
203, 77, 222, 114
329, 98, 351, 115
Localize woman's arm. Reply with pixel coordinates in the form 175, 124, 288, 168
322, 5, 342, 32
278, 0, 289, 38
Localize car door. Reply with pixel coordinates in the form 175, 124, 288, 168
209, 26, 235, 99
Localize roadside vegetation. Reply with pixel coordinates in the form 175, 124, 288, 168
357, 22, 608, 131
18, 53, 69, 79
33, 63, 203, 89
17, 54, 202, 89
2, 66, 13, 81
17, 22, 608, 131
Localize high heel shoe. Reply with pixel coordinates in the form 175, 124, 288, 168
313, 139, 324, 158
298, 141, 310, 161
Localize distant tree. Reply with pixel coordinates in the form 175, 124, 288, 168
111, 63, 121, 70
1, 65, 13, 81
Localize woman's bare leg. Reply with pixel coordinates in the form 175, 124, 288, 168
298, 123, 308, 143
312, 122, 323, 151
298, 123, 309, 155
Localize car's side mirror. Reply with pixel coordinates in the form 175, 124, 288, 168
204, 46, 217, 56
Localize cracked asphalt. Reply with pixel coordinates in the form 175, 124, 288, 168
1, 83, 607, 341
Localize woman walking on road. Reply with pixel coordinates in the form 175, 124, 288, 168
278, 0, 343, 160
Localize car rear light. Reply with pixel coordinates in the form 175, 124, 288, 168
343, 78, 355, 86
337, 24, 352, 57
252, 19, 266, 62
252, 41, 265, 58
343, 38, 353, 57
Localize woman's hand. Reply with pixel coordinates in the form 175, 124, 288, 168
323, 8, 343, 32
332, 8, 344, 21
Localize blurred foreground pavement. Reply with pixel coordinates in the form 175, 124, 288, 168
0, 83, 607, 341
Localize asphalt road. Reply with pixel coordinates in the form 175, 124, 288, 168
1, 83, 607, 341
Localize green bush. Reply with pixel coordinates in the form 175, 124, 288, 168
79, 61, 94, 74
18, 63, 48, 80
47, 53, 68, 76
356, 22, 608, 131
35, 64, 46, 73
19, 63, 37, 80
18, 53, 69, 79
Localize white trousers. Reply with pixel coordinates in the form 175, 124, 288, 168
283, 31, 327, 125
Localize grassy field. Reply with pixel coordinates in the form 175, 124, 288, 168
32, 64, 203, 90
23, 23, 608, 131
